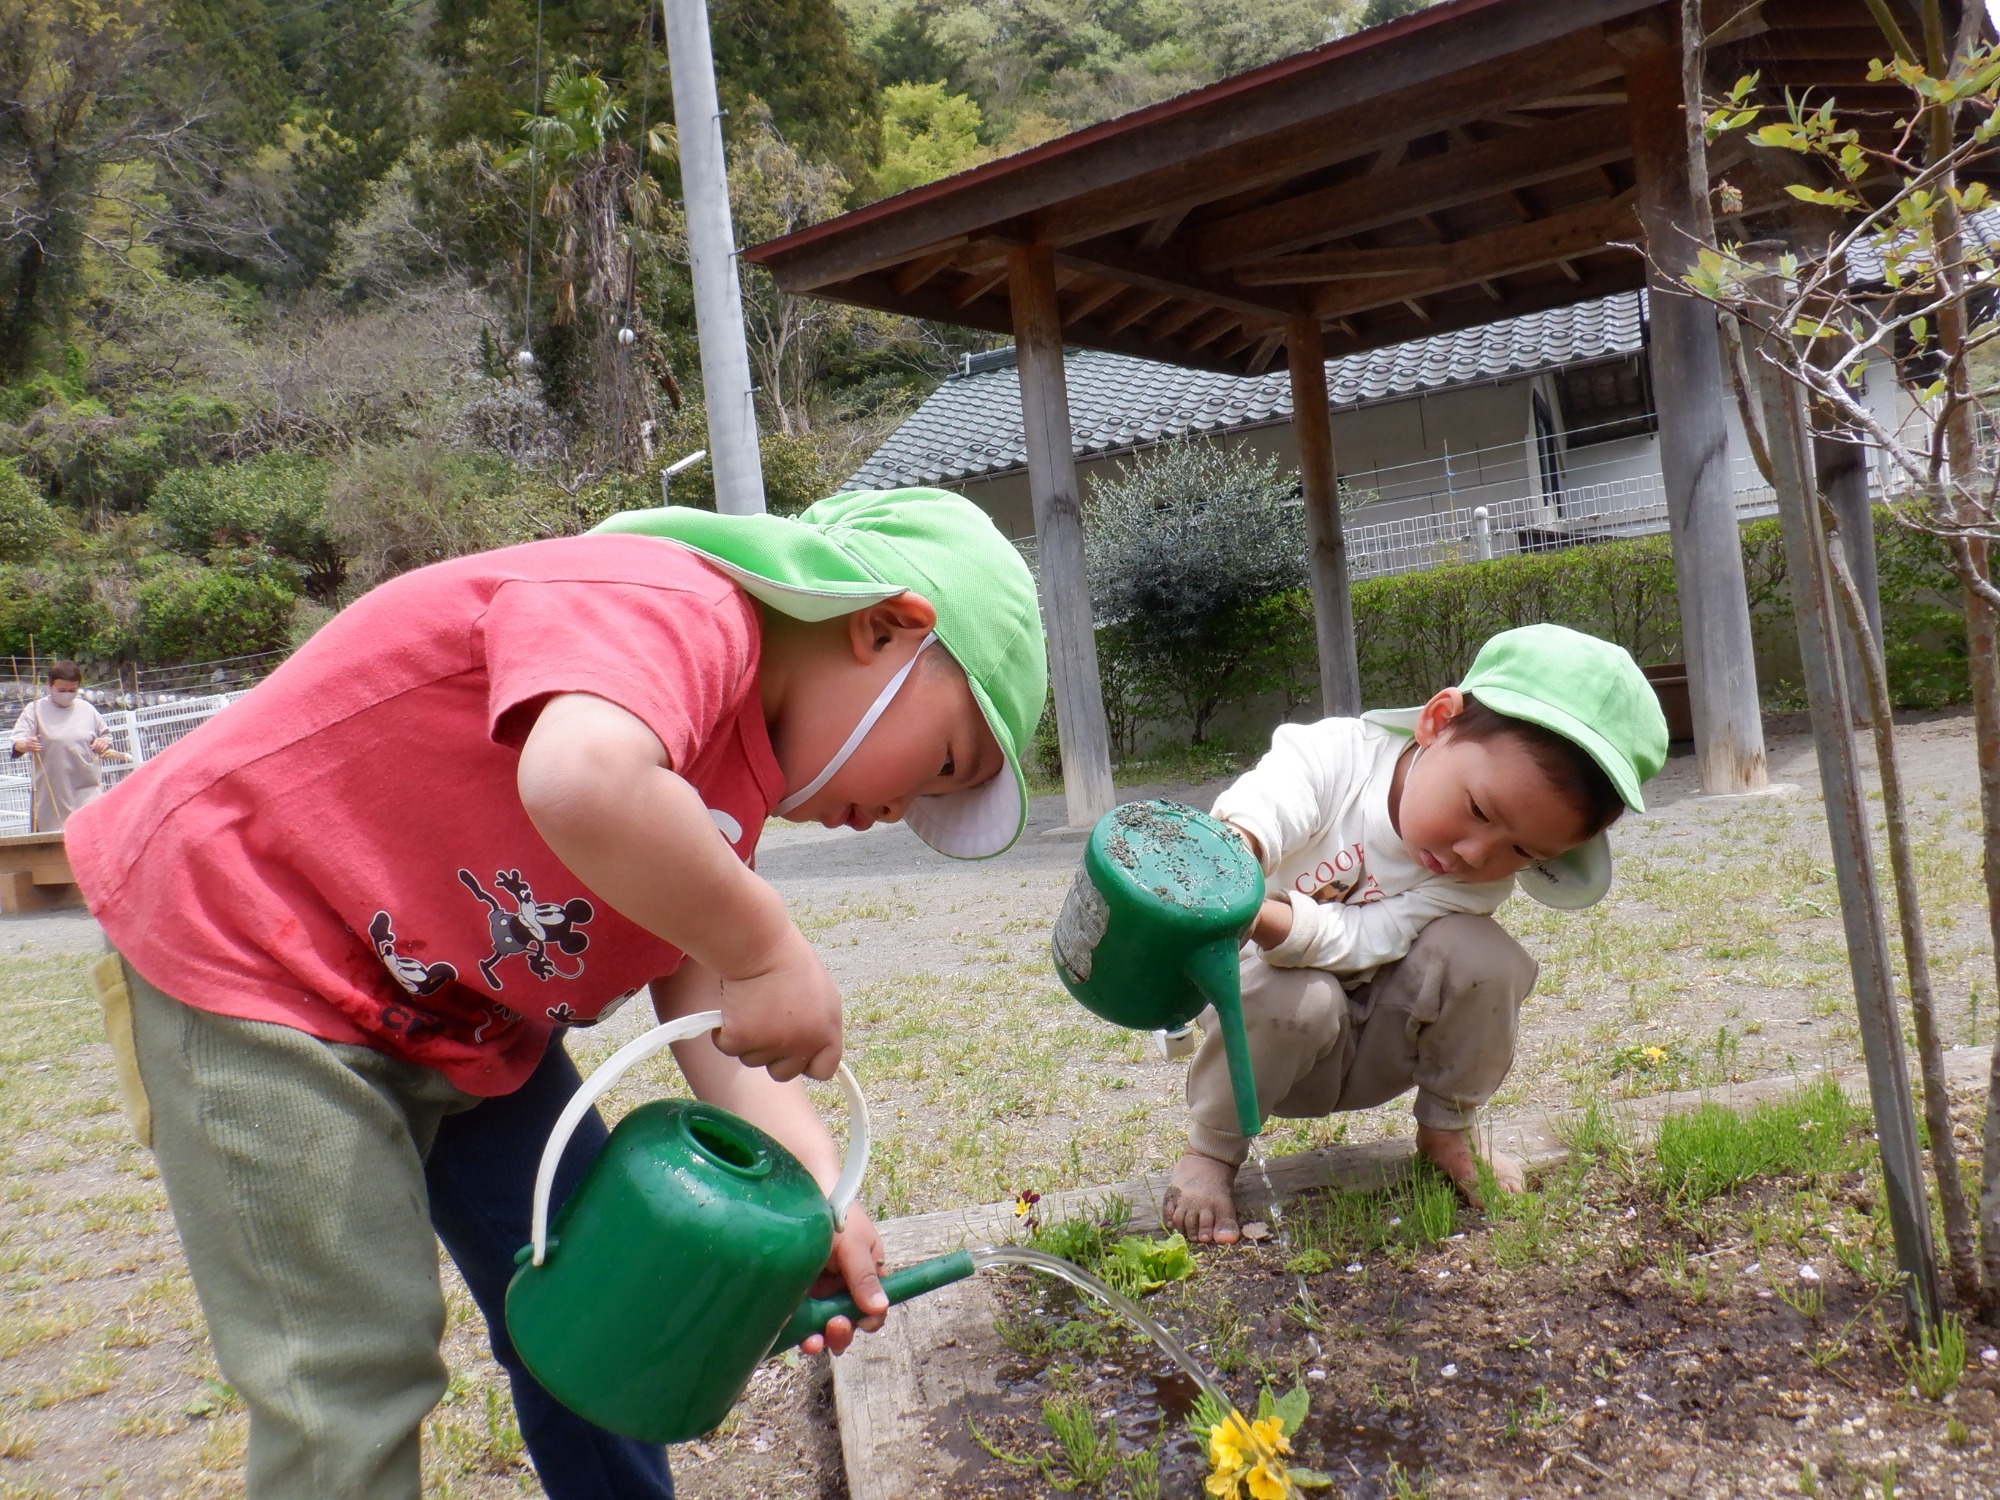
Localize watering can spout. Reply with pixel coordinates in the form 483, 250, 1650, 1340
1052, 800, 1267, 1140
774, 1249, 979, 1350
1183, 939, 1264, 1140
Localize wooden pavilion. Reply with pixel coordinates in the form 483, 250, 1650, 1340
743, 0, 1966, 828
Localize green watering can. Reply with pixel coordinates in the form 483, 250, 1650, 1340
1053, 799, 1267, 1138
504, 1010, 976, 1444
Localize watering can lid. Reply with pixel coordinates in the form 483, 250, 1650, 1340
593, 489, 1046, 859
1364, 708, 1613, 911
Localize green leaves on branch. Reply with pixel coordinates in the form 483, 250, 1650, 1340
1703, 72, 1762, 142
1785, 183, 1862, 210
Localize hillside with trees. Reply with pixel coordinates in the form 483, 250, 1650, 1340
0, 0, 1429, 666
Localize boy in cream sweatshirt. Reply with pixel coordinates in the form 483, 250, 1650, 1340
1164, 624, 1668, 1243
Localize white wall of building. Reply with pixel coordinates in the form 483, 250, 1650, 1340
953, 345, 1928, 571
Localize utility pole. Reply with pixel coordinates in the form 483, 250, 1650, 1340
660, 0, 765, 514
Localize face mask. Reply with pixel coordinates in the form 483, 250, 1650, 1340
774, 633, 936, 816
49, 690, 76, 708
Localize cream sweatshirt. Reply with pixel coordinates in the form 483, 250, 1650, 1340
1209, 709, 1513, 984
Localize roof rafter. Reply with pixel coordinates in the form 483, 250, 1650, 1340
1185, 104, 1632, 270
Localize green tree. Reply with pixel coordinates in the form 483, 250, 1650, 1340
1085, 439, 1307, 744
275, 0, 421, 285
135, 563, 297, 663
150, 454, 343, 600
429, 0, 879, 186
0, 461, 65, 561
872, 83, 988, 198
500, 64, 676, 463
720, 104, 861, 436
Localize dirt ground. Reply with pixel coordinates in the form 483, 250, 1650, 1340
939, 1084, 2000, 1500
1, 709, 1995, 1497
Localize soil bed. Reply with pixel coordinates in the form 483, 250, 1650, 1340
932, 1091, 2000, 1500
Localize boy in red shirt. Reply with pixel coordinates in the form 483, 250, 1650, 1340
69, 488, 1047, 1499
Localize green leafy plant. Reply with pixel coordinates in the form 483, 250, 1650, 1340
1101, 1232, 1196, 1298
1897, 1313, 1968, 1400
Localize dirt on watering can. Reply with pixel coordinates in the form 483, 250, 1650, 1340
1103, 801, 1239, 908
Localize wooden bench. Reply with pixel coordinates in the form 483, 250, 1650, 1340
0, 830, 83, 913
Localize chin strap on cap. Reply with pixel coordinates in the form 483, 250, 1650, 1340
774, 633, 936, 815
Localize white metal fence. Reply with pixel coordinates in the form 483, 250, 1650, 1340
1013, 442, 1903, 584
0, 691, 251, 834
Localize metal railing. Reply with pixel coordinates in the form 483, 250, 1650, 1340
0, 690, 250, 834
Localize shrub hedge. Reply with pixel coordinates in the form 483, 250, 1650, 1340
1093, 507, 1971, 753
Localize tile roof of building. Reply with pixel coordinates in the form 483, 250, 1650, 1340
848, 292, 1647, 491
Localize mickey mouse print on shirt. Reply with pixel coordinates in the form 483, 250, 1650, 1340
456, 867, 595, 993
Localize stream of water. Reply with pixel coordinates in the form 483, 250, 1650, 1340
967, 1244, 1231, 1411
967, 1245, 1301, 1490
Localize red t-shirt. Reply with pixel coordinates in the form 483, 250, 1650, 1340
67, 536, 784, 1096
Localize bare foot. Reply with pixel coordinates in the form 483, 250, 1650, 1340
1162, 1149, 1242, 1244
1414, 1124, 1525, 1209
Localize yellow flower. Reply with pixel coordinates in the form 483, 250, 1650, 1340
1209, 1410, 1296, 1498
1248, 1415, 1291, 1457
1208, 1413, 1251, 1474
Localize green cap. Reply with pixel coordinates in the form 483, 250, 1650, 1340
1457, 623, 1669, 909
593, 488, 1049, 858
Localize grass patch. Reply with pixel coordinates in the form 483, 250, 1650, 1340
1287, 1162, 1460, 1263
1652, 1074, 1868, 1204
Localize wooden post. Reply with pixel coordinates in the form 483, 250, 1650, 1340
1746, 251, 1939, 1330
1287, 314, 1362, 716
1626, 44, 1770, 794
1008, 244, 1116, 829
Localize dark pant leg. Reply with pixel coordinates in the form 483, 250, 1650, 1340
426, 1041, 675, 1500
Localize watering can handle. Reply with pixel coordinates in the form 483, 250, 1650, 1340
527, 1008, 872, 1266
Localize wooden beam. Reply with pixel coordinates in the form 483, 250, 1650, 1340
1007, 244, 1114, 829
889, 242, 967, 295
1182, 308, 1243, 353
1627, 41, 1769, 795
1402, 297, 1435, 323
753, 9, 1639, 292
948, 265, 1009, 309
1287, 314, 1361, 716
1370, 139, 1410, 173
1187, 105, 1633, 271
823, 268, 1253, 375
1236, 244, 1454, 283
1216, 325, 1263, 360
1301, 192, 1640, 315
1062, 278, 1126, 325
1765, 25, 1913, 59
1134, 207, 1190, 250
1556, 257, 1584, 281
1147, 298, 1209, 341
1023, 36, 1629, 249
1053, 239, 1296, 319
1246, 328, 1286, 374
1523, 91, 1627, 106
1103, 289, 1171, 335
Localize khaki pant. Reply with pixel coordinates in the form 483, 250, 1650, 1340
93, 953, 479, 1499
1185, 913, 1537, 1166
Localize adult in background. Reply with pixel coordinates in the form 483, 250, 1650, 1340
12, 661, 113, 831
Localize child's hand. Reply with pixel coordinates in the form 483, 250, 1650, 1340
714, 922, 844, 1082
796, 1205, 889, 1356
